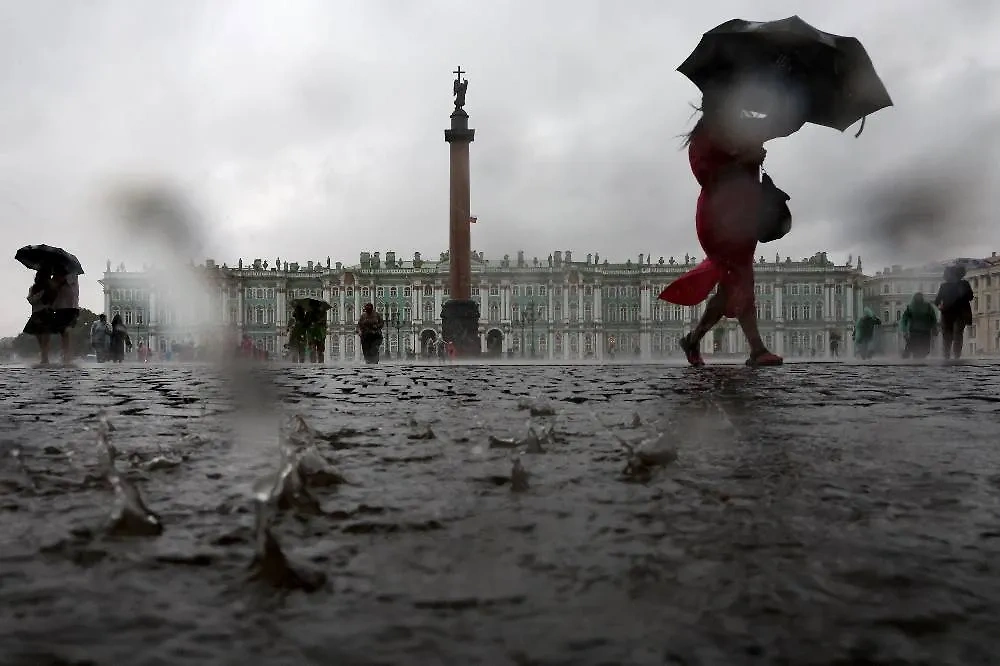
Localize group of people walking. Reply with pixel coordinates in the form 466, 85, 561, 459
854, 265, 975, 360
88, 313, 135, 363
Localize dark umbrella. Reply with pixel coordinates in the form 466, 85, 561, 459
292, 297, 331, 313
15, 244, 85, 275
678, 16, 893, 135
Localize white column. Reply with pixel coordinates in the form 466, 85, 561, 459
578, 331, 585, 360
434, 286, 442, 321
548, 331, 554, 359
594, 286, 602, 324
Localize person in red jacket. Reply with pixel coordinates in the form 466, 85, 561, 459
660, 87, 803, 367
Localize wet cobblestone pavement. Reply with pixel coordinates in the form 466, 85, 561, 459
2, 361, 1000, 666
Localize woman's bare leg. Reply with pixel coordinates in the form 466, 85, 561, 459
60, 330, 72, 363
688, 292, 726, 346
36, 334, 51, 364
737, 307, 767, 355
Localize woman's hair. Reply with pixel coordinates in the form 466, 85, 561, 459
33, 270, 49, 285
682, 111, 706, 148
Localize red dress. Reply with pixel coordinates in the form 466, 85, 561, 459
660, 132, 761, 318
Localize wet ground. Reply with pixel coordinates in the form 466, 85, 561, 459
2, 360, 999, 666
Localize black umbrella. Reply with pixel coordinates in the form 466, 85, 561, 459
678, 16, 893, 135
292, 297, 331, 313
15, 244, 85, 275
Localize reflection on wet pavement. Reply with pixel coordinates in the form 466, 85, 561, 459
2, 362, 1000, 665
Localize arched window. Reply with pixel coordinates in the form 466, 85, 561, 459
816, 302, 823, 319
802, 304, 811, 320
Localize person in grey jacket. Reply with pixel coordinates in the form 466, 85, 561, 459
90, 314, 112, 362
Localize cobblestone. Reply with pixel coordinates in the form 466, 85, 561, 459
2, 361, 1000, 665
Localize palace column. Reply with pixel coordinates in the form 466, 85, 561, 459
440, 65, 480, 357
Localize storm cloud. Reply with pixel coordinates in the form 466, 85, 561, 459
1, 0, 998, 332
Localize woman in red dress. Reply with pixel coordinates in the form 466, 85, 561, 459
661, 90, 803, 367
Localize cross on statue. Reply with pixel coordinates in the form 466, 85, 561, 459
452, 65, 468, 109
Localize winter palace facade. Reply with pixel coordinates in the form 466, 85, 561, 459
101, 248, 870, 361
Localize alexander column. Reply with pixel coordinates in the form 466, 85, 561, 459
441, 65, 480, 357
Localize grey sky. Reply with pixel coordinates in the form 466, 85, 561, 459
2, 0, 998, 334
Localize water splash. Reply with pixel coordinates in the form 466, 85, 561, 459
510, 454, 530, 492
247, 415, 333, 591
95, 411, 163, 536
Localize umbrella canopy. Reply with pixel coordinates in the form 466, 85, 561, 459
678, 16, 893, 133
15, 244, 85, 275
292, 297, 331, 313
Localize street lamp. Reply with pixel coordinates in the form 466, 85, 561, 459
519, 301, 538, 358
390, 311, 406, 360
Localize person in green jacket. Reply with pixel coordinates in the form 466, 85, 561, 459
900, 292, 938, 359
854, 307, 881, 360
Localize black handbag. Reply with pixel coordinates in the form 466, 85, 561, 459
757, 171, 792, 243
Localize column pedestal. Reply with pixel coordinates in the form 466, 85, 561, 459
441, 299, 481, 357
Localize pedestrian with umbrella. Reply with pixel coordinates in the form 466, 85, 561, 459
660, 15, 892, 367
15, 244, 85, 366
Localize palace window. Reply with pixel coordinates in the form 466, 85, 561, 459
765, 304, 773, 320
802, 304, 811, 320
402, 308, 410, 321
489, 286, 499, 296
376, 287, 384, 297
791, 284, 800, 296
513, 286, 520, 296
570, 286, 578, 297
525, 286, 534, 297
584, 304, 592, 321
835, 284, 843, 295
816, 302, 823, 319
362, 288, 370, 298
619, 306, 627, 320
539, 286, 546, 296
389, 287, 397, 297
424, 286, 432, 297
585, 286, 592, 296
790, 305, 800, 320
472, 287, 479, 297
403, 287, 411, 297
554, 333, 562, 352
489, 305, 499, 321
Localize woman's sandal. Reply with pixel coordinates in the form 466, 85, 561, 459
680, 334, 705, 367
747, 350, 783, 367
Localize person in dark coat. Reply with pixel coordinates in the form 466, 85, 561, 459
23, 270, 56, 365
934, 265, 974, 360
109, 313, 132, 363
356, 303, 384, 364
